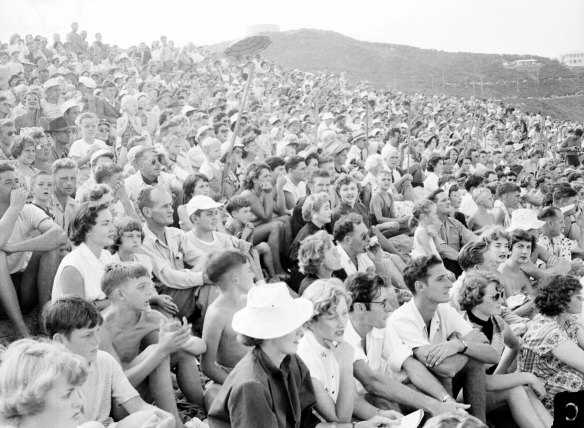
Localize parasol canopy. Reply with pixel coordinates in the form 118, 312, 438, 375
225, 35, 272, 58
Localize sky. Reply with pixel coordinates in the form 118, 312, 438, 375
1, 0, 582, 59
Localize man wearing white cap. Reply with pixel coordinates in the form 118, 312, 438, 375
60, 98, 82, 127
42, 77, 65, 119
208, 283, 318, 428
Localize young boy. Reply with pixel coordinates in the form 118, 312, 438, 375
69, 112, 109, 186
369, 169, 408, 237
225, 194, 276, 279
30, 170, 54, 218
198, 136, 223, 195
111, 216, 179, 316
200, 250, 254, 410
42, 295, 173, 427
98, 262, 206, 428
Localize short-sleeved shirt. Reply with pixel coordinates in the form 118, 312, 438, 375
389, 300, 473, 349
48, 194, 77, 233
282, 177, 307, 206
538, 234, 576, 262
82, 350, 139, 426
296, 330, 341, 402
6, 204, 50, 274
344, 318, 413, 393
68, 138, 108, 185
438, 216, 477, 253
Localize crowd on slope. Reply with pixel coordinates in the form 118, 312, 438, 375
0, 21, 584, 428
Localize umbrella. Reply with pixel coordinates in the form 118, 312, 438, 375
225, 35, 272, 58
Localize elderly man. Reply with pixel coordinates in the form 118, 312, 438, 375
124, 146, 182, 203
389, 256, 498, 423
427, 189, 477, 277
0, 162, 67, 337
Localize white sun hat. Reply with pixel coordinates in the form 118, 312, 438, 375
232, 283, 313, 339
507, 209, 546, 232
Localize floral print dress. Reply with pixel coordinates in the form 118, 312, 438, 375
518, 313, 584, 414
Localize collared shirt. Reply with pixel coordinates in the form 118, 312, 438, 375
282, 177, 307, 206
389, 300, 473, 349
538, 234, 576, 262
344, 318, 412, 393
208, 346, 317, 428
438, 216, 477, 253
139, 223, 204, 289
296, 330, 341, 402
49, 145, 70, 164
336, 244, 374, 277
6, 204, 50, 274
48, 194, 77, 232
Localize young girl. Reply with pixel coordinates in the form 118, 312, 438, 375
409, 199, 442, 260
111, 216, 179, 316
116, 95, 143, 153
69, 112, 108, 186
369, 168, 410, 237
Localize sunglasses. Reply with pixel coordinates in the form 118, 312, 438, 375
149, 157, 162, 165
36, 143, 51, 150
488, 290, 505, 301
97, 127, 110, 132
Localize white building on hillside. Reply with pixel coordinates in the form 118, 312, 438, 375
561, 52, 584, 67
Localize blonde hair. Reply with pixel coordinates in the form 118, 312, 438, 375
471, 187, 491, 204
301, 279, 351, 323
0, 339, 88, 423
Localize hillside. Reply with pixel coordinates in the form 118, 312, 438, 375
208, 29, 584, 119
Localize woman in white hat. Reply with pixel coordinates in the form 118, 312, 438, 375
207, 282, 317, 428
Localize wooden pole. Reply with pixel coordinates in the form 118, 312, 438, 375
220, 62, 255, 197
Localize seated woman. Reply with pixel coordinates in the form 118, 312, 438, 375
0, 339, 102, 428
298, 279, 402, 426
290, 193, 332, 261
207, 282, 317, 428
297, 231, 342, 296
468, 188, 496, 234
239, 163, 287, 277
52, 202, 114, 310
519, 274, 584, 415
457, 271, 552, 428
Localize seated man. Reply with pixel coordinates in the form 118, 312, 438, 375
389, 256, 500, 423
98, 262, 206, 427
0, 162, 67, 337
137, 186, 213, 320
333, 213, 407, 293
124, 146, 182, 204
42, 296, 173, 427
538, 206, 584, 262
344, 272, 469, 418
427, 188, 477, 277
200, 250, 254, 410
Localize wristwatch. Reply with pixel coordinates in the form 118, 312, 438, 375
459, 339, 468, 354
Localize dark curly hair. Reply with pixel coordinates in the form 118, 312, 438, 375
242, 162, 271, 190
345, 272, 388, 311
69, 202, 110, 246
534, 275, 582, 316
403, 255, 443, 294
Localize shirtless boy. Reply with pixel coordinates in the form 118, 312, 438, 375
468, 188, 495, 233
98, 262, 206, 428
200, 250, 254, 410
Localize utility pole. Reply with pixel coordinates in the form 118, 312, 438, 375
480, 75, 484, 97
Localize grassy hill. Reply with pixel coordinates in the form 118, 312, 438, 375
209, 29, 584, 119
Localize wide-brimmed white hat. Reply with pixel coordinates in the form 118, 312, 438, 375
232, 283, 313, 339
507, 209, 546, 232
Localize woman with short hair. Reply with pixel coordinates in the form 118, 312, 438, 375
297, 231, 342, 296
519, 274, 584, 415
458, 271, 552, 428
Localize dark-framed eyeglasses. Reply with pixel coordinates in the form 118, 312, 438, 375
356, 298, 392, 311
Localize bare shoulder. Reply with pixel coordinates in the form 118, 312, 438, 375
206, 297, 236, 325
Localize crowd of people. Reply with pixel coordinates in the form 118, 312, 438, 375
0, 21, 584, 428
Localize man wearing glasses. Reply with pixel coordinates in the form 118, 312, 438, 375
124, 146, 182, 203
343, 272, 469, 418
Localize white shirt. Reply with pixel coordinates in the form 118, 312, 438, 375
52, 242, 113, 302
344, 319, 412, 394
296, 330, 341, 402
337, 244, 374, 276
124, 171, 179, 203
389, 300, 473, 349
282, 177, 307, 205
459, 192, 477, 218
